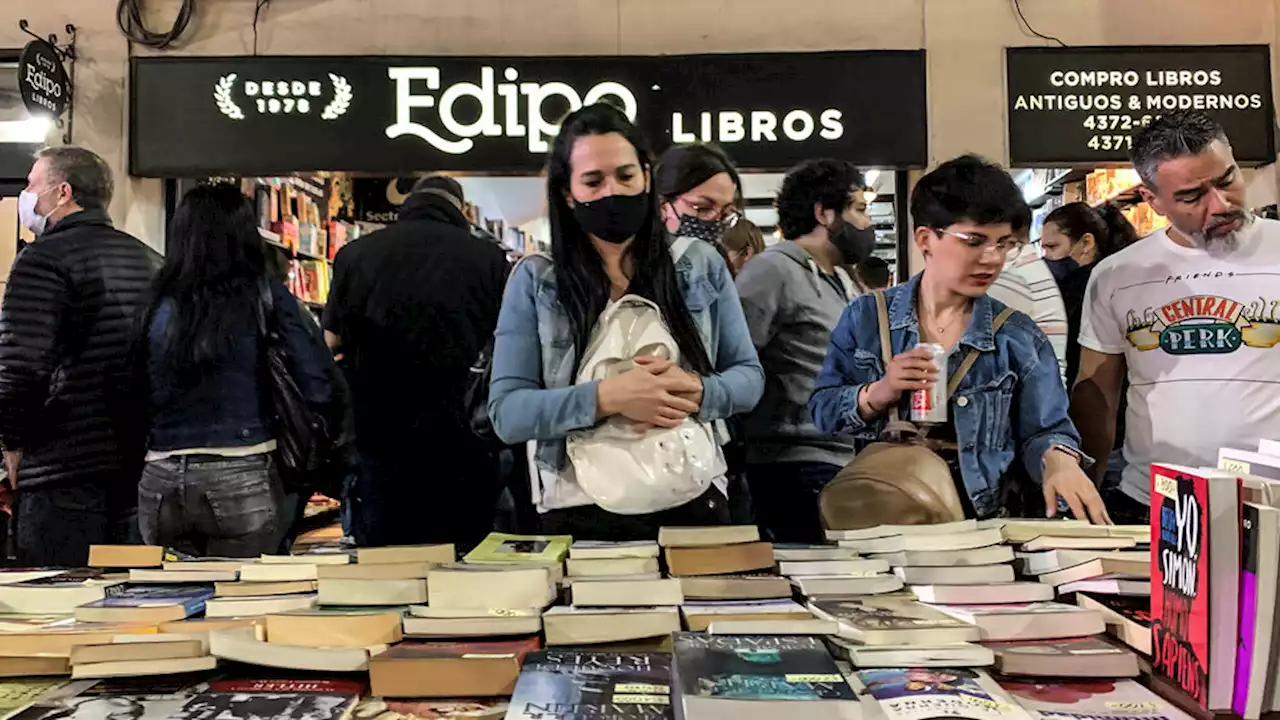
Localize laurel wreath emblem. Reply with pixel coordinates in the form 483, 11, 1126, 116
321, 74, 352, 120
214, 74, 245, 120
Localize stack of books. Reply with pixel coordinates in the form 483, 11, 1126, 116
777, 542, 900, 598
659, 526, 775, 578
67, 633, 216, 679
315, 544, 451, 606
565, 541, 683, 607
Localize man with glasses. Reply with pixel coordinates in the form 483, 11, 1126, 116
1072, 111, 1280, 524
736, 158, 876, 542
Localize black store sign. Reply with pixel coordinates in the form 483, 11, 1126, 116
1007, 46, 1275, 166
19, 39, 70, 118
130, 52, 927, 177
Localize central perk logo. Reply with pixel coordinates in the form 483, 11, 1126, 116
1126, 294, 1280, 354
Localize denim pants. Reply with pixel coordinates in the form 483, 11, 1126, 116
15, 482, 138, 567
746, 461, 843, 544
138, 453, 286, 558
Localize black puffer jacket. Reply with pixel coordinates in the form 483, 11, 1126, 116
0, 209, 161, 491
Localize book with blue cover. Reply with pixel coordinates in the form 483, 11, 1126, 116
671, 633, 858, 720
75, 584, 214, 623
505, 650, 671, 720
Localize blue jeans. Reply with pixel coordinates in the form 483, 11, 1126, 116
747, 461, 842, 544
138, 454, 286, 558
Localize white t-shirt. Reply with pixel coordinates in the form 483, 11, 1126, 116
1079, 217, 1280, 504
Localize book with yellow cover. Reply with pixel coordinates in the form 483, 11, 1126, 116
463, 534, 571, 566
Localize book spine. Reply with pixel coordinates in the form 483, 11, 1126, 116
1232, 504, 1260, 717
1150, 465, 1210, 709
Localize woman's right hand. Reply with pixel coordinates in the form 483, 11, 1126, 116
597, 360, 701, 428
866, 346, 942, 410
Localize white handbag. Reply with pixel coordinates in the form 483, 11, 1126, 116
565, 293, 725, 515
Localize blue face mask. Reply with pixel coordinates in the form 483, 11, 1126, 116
1044, 256, 1079, 283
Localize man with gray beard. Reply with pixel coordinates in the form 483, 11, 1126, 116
1070, 110, 1280, 523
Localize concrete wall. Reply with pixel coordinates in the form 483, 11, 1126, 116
3, 0, 1278, 252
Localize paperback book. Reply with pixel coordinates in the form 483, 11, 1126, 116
671, 633, 856, 707
505, 650, 671, 720
995, 678, 1192, 720
852, 668, 1033, 720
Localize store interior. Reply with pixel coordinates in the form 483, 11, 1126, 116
196, 169, 905, 313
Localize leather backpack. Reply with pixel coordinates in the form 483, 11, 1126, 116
819, 290, 1016, 531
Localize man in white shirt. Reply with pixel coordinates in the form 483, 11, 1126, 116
1071, 110, 1280, 524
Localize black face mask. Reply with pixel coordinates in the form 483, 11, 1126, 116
1044, 256, 1080, 283
572, 193, 650, 244
675, 213, 724, 244
828, 218, 877, 265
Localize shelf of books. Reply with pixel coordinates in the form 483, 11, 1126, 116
10, 446, 1280, 720
239, 174, 362, 312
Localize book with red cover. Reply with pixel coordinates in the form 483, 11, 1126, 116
1150, 463, 1239, 711
206, 679, 366, 696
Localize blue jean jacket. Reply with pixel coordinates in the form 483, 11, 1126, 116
488, 238, 764, 473
808, 273, 1084, 517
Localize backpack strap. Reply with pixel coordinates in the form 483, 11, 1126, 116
946, 306, 1017, 396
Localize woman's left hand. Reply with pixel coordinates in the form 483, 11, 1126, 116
634, 355, 703, 410
1041, 449, 1113, 525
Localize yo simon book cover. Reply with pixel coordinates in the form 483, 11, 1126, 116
1151, 464, 1210, 708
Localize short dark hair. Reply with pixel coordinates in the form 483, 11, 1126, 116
1130, 111, 1228, 187
655, 144, 742, 204
910, 155, 1029, 234
36, 146, 113, 210
776, 159, 865, 240
856, 255, 892, 289
411, 173, 465, 204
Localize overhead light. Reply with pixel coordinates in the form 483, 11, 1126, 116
863, 190, 878, 203
864, 169, 880, 187
0, 116, 53, 143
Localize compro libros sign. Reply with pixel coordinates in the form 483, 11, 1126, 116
1006, 45, 1275, 166
130, 52, 926, 176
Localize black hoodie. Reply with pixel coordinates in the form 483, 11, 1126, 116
322, 193, 510, 457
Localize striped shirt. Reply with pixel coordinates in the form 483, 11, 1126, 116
987, 245, 1068, 387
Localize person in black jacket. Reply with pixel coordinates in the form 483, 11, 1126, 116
141, 184, 340, 557
324, 175, 509, 551
0, 146, 161, 566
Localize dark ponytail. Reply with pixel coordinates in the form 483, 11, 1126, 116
1043, 201, 1137, 262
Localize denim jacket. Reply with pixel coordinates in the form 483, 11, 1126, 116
147, 282, 333, 452
808, 273, 1084, 517
488, 238, 764, 490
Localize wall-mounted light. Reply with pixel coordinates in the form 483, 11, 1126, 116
865, 169, 881, 187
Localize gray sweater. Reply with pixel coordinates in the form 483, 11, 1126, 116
735, 242, 859, 467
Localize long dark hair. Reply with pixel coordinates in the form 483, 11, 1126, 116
150, 183, 266, 370
546, 104, 712, 374
1044, 201, 1138, 263
654, 143, 743, 207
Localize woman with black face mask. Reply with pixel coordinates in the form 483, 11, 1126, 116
487, 104, 764, 540
655, 144, 743, 246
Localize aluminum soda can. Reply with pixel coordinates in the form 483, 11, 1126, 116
910, 342, 948, 424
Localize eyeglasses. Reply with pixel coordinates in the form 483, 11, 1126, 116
678, 196, 741, 228
936, 229, 1025, 260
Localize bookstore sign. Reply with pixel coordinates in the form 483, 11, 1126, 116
130, 52, 927, 176
1007, 46, 1275, 166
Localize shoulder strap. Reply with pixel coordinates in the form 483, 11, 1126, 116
872, 290, 906, 426
946, 306, 1017, 396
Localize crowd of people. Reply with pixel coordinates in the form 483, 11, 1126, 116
0, 106, 1273, 563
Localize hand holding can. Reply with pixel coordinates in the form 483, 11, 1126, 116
910, 343, 948, 424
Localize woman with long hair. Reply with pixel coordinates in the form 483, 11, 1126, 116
1039, 202, 1138, 385
140, 183, 336, 557
487, 104, 764, 539
655, 144, 742, 245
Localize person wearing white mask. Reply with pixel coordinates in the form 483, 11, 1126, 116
0, 146, 160, 566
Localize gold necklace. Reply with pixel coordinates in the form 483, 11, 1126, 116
922, 306, 965, 338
